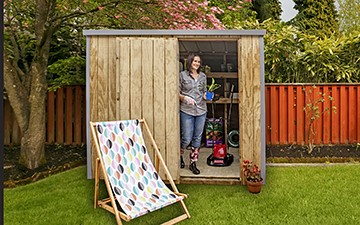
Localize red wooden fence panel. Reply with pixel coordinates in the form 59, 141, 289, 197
4, 84, 360, 146
265, 87, 271, 144
322, 86, 330, 144
4, 85, 86, 146
287, 86, 295, 144
296, 85, 305, 145
3, 100, 21, 145
74, 86, 83, 145
65, 87, 73, 144
47, 91, 55, 143
348, 86, 356, 143
265, 84, 360, 145
56, 88, 64, 143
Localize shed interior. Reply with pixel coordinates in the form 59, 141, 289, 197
179, 40, 241, 184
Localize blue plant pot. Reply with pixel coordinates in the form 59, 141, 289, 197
206, 91, 214, 100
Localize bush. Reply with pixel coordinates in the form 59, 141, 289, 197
239, 19, 360, 83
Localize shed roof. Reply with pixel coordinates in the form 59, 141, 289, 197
83, 29, 266, 36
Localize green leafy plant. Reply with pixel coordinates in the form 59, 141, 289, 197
207, 78, 221, 92
242, 160, 263, 183
303, 85, 336, 154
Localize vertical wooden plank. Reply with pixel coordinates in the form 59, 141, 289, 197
287, 86, 295, 144
331, 86, 339, 144
90, 37, 99, 122
117, 37, 130, 120
265, 86, 271, 144
82, 86, 86, 143
296, 86, 305, 144
339, 86, 348, 143
97, 36, 109, 121
90, 36, 99, 176
141, 39, 154, 135
4, 100, 11, 145
314, 86, 323, 145
239, 36, 255, 184
322, 86, 331, 144
47, 91, 55, 143
65, 86, 73, 144
56, 87, 64, 143
153, 38, 166, 177
238, 38, 244, 183
130, 38, 142, 119
304, 85, 313, 145
251, 36, 261, 166
348, 86, 356, 143
165, 38, 179, 179
270, 86, 279, 144
279, 85, 287, 144
108, 36, 117, 121
141, 38, 155, 160
74, 86, 82, 144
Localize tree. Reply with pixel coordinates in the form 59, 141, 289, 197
208, 0, 256, 29
338, 0, 360, 34
252, 0, 282, 22
4, 0, 225, 169
292, 0, 339, 37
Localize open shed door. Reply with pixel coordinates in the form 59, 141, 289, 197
89, 37, 180, 180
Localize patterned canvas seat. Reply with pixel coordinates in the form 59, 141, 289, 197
90, 119, 190, 225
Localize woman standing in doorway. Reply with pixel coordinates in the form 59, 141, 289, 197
179, 54, 209, 175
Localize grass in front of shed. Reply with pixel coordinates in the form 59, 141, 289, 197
4, 164, 360, 225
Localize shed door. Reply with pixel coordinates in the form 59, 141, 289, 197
89, 36, 180, 180
116, 37, 180, 180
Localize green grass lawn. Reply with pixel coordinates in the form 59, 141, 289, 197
4, 164, 360, 225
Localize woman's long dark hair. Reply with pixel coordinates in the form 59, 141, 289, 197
186, 53, 201, 73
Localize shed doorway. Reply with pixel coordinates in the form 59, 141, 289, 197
178, 40, 241, 184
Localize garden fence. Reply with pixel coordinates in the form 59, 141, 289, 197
4, 84, 360, 146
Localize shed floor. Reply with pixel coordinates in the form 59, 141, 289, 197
180, 147, 240, 183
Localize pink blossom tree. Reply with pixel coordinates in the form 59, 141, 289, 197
4, 0, 228, 169
158, 0, 225, 29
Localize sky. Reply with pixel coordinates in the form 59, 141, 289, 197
279, 0, 297, 22
279, 0, 340, 22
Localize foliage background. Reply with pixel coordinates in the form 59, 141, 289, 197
45, 1, 360, 86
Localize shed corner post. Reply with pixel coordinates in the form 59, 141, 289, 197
260, 35, 266, 184
85, 35, 93, 179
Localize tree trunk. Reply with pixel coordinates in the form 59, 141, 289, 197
4, 55, 48, 169
19, 63, 48, 169
20, 128, 46, 169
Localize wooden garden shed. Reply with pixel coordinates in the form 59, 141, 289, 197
84, 29, 266, 185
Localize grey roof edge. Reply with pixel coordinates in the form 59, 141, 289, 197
83, 29, 266, 36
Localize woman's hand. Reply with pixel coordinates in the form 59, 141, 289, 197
183, 96, 196, 105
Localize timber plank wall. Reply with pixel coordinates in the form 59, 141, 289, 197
4, 84, 360, 146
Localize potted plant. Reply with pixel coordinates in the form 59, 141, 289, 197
206, 78, 221, 100
242, 159, 263, 194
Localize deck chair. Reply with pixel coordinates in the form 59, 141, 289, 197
90, 119, 190, 225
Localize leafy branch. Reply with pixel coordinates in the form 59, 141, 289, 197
207, 78, 221, 92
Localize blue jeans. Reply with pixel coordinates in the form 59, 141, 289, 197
180, 111, 207, 149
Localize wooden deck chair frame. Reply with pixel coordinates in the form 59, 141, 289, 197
90, 119, 190, 225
